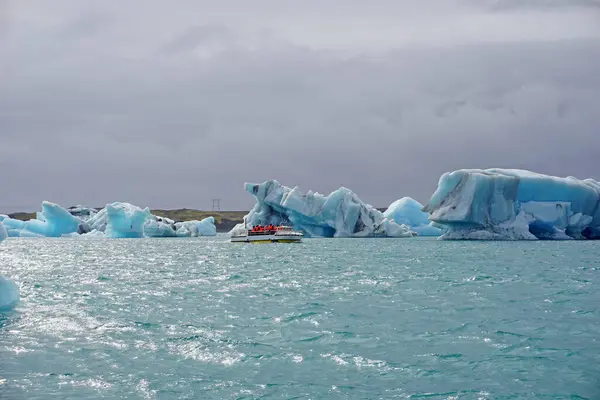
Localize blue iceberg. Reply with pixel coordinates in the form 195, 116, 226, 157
422, 168, 600, 240
0, 215, 26, 237
384, 197, 441, 236
85, 203, 217, 238
0, 276, 19, 311
175, 217, 217, 237
235, 180, 416, 237
0, 222, 19, 311
0, 220, 6, 242
25, 201, 87, 237
1, 202, 87, 237
104, 203, 152, 238
144, 216, 178, 237
67, 205, 98, 219
83, 202, 151, 238
195, 217, 217, 236
1, 201, 217, 239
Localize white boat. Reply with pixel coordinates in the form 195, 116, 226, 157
230, 225, 304, 243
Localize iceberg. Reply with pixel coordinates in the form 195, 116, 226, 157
0, 276, 19, 311
0, 215, 26, 237
384, 197, 441, 236
104, 202, 152, 238
0, 222, 19, 311
24, 201, 88, 237
84, 204, 217, 238
144, 216, 177, 238
0, 221, 6, 242
85, 207, 109, 232
67, 205, 98, 219
195, 217, 217, 236
175, 217, 217, 237
1, 202, 217, 239
85, 202, 153, 238
1, 202, 88, 237
422, 168, 600, 240
235, 180, 416, 238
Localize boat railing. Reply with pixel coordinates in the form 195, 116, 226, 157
248, 230, 277, 236
245, 226, 302, 237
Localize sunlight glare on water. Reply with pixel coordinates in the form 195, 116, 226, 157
1, 236, 599, 399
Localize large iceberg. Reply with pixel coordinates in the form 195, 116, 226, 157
422, 168, 600, 240
384, 197, 441, 236
0, 222, 19, 311
235, 180, 416, 237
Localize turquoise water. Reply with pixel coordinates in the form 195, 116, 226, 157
1, 236, 599, 399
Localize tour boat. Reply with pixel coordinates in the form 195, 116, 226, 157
230, 224, 304, 243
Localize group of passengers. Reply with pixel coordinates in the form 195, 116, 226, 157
251, 224, 278, 233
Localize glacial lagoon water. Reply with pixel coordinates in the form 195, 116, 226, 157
1, 236, 599, 399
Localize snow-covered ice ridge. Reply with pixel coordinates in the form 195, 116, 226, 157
0, 202, 216, 239
234, 180, 418, 238
423, 168, 600, 240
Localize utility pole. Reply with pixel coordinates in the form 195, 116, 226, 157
211, 199, 221, 212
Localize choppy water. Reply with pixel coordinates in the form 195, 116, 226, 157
0, 236, 599, 399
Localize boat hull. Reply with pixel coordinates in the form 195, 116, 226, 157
230, 234, 302, 243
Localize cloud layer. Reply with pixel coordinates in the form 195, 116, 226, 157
1, 1, 599, 211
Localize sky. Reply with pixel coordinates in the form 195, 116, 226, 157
1, 0, 599, 212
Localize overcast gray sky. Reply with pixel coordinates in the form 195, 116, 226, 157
1, 1, 599, 212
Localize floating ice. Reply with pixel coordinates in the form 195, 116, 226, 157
384, 197, 441, 236
2, 202, 217, 239
194, 217, 217, 237
86, 207, 109, 232
103, 202, 152, 238
0, 276, 19, 311
144, 216, 177, 238
1, 202, 87, 237
235, 180, 416, 238
423, 168, 600, 240
0, 222, 19, 311
0, 215, 25, 237
0, 221, 6, 242
24, 201, 88, 237
67, 205, 98, 219
143, 215, 217, 237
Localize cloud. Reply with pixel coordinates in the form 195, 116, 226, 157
0, 1, 599, 212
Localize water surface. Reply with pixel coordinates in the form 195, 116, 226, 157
1, 237, 599, 399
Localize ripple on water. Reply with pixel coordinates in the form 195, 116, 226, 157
0, 237, 599, 399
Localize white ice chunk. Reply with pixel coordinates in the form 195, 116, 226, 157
174, 217, 217, 237
384, 197, 441, 236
